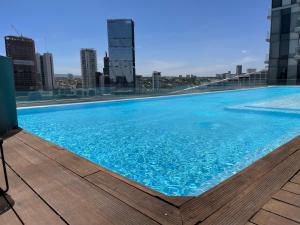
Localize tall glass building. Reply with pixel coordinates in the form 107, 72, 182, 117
107, 19, 136, 87
268, 0, 300, 84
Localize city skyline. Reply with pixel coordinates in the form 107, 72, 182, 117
0, 0, 270, 77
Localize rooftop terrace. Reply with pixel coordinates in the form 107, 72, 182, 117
0, 129, 300, 225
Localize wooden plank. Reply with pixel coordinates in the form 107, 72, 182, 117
0, 211, 22, 225
282, 182, 300, 195
251, 209, 299, 225
263, 199, 300, 223
85, 171, 181, 225
191, 149, 300, 225
180, 136, 300, 225
16, 131, 100, 177
164, 196, 194, 207
0, 166, 66, 225
0, 195, 22, 225
4, 137, 159, 225
291, 172, 300, 185
273, 190, 300, 207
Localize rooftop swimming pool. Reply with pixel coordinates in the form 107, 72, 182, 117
17, 87, 300, 196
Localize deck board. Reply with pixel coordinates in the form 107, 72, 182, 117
273, 190, 300, 208
1, 166, 66, 225
282, 182, 300, 195
0, 195, 22, 225
292, 172, 300, 185
262, 199, 300, 223
250, 209, 300, 225
85, 171, 181, 225
3, 137, 160, 225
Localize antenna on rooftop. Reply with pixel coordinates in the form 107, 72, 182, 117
11, 25, 22, 37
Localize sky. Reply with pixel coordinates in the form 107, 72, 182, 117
0, 0, 271, 77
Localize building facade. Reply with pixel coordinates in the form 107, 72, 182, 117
152, 71, 161, 91
107, 19, 136, 87
236, 65, 243, 75
268, 0, 300, 84
36, 53, 55, 91
5, 36, 40, 91
80, 49, 97, 89
247, 68, 257, 74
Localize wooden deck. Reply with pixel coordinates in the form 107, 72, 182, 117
0, 129, 300, 225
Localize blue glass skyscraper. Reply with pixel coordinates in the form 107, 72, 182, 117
107, 19, 136, 87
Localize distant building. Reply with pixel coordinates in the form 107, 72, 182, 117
103, 51, 109, 75
80, 49, 97, 89
36, 53, 55, 90
36, 53, 42, 80
236, 65, 242, 75
152, 71, 161, 91
135, 75, 143, 91
95, 72, 104, 88
5, 36, 40, 91
107, 19, 136, 87
268, 0, 300, 84
247, 68, 257, 74
216, 71, 234, 79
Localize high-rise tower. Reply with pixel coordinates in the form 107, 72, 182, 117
107, 19, 136, 87
5, 36, 40, 91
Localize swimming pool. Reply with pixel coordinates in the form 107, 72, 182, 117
17, 87, 300, 196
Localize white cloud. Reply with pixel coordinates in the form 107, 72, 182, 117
241, 50, 248, 54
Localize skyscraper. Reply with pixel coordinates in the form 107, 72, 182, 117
5, 36, 40, 91
236, 65, 242, 75
80, 49, 97, 89
107, 19, 136, 87
36, 53, 55, 91
268, 0, 300, 84
103, 51, 109, 75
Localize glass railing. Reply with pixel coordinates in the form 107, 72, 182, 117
15, 71, 269, 107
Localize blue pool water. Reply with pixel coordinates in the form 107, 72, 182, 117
18, 87, 300, 196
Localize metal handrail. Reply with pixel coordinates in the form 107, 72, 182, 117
0, 138, 9, 194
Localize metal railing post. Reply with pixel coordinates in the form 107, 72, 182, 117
0, 138, 9, 194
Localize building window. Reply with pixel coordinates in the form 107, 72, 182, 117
282, 0, 291, 6
273, 0, 282, 8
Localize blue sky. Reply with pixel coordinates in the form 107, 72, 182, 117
0, 0, 271, 76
